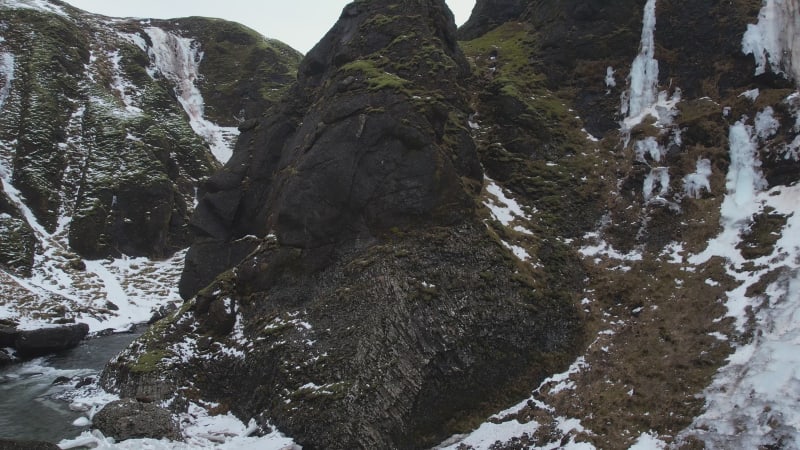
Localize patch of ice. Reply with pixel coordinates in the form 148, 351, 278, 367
754, 106, 780, 140
605, 66, 617, 89
643, 166, 670, 201
118, 32, 148, 52
739, 88, 760, 101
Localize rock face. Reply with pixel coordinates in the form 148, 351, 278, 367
92, 399, 179, 441
13, 323, 89, 357
0, 1, 301, 326
104, 1, 585, 448
457, 0, 528, 40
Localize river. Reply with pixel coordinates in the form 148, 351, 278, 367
0, 331, 141, 444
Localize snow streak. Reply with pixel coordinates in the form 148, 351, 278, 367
144, 27, 239, 163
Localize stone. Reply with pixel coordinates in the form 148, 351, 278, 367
0, 440, 60, 450
0, 326, 17, 348
13, 323, 90, 357
92, 399, 180, 441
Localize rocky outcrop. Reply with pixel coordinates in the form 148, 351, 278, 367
92, 399, 179, 441
13, 323, 89, 357
457, 0, 528, 41
104, 1, 585, 448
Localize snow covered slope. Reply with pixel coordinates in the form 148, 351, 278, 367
447, 0, 800, 448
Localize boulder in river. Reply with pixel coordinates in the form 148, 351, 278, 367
13, 323, 90, 357
92, 398, 180, 441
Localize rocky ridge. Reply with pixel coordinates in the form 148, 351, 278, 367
102, 0, 586, 448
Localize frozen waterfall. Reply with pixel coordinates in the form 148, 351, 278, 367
144, 27, 239, 163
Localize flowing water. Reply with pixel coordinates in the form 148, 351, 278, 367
0, 331, 141, 443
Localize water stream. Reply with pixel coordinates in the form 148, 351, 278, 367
0, 331, 141, 444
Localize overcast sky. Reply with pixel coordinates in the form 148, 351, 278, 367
61, 0, 476, 54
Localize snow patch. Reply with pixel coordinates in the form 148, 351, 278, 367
629, 432, 667, 449
144, 27, 238, 163
1, 0, 69, 17
59, 401, 298, 450
107, 50, 142, 115
484, 179, 532, 226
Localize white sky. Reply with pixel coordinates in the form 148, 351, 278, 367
61, 0, 477, 54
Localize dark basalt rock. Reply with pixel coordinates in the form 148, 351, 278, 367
13, 323, 89, 357
92, 399, 180, 441
0, 348, 14, 367
106, 0, 584, 448
457, 0, 528, 40
0, 440, 61, 450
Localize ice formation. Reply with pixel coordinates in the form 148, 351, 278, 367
742, 0, 800, 84
683, 158, 712, 199
724, 121, 767, 222
0, 51, 14, 111
144, 27, 239, 163
754, 106, 780, 140
605, 66, 616, 89
623, 0, 659, 120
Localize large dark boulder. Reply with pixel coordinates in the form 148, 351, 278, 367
13, 323, 89, 357
92, 399, 179, 441
0, 325, 17, 348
